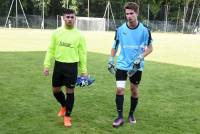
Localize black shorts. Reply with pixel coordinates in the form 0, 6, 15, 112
52, 61, 78, 88
115, 69, 142, 85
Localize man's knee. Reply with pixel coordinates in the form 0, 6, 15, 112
66, 88, 74, 94
116, 88, 124, 95
130, 84, 138, 97
52, 87, 61, 93
131, 91, 138, 97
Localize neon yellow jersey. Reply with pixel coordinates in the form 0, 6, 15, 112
44, 27, 87, 74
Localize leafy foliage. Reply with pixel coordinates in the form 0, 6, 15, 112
0, 0, 199, 22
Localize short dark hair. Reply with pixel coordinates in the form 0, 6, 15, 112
124, 2, 139, 14
63, 9, 75, 15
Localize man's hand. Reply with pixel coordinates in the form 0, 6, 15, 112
108, 57, 116, 74
80, 73, 88, 77
127, 63, 140, 77
127, 54, 143, 77
43, 68, 49, 76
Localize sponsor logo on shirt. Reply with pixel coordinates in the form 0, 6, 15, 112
123, 45, 139, 49
122, 44, 145, 49
59, 41, 74, 48
122, 32, 127, 35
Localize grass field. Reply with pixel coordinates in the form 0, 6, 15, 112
0, 28, 200, 68
0, 29, 200, 134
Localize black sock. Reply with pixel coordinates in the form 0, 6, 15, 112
53, 91, 66, 107
116, 95, 124, 118
65, 93, 74, 116
129, 97, 138, 116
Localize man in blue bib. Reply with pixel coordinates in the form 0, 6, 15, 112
108, 2, 153, 128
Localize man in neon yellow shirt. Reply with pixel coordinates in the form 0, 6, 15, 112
43, 9, 87, 127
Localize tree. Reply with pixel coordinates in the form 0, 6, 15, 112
188, 0, 197, 31
181, 0, 192, 33
0, 0, 11, 16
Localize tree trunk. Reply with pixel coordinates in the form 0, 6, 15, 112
175, 6, 180, 31
188, 0, 196, 32
181, 1, 190, 33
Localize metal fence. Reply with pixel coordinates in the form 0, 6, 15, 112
1, 15, 57, 29
0, 14, 200, 34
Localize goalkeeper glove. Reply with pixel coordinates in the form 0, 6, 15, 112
76, 76, 95, 87
134, 54, 144, 64
127, 63, 140, 77
108, 57, 116, 74
127, 54, 143, 77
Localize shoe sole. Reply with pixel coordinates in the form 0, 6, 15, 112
113, 122, 124, 128
129, 121, 136, 124
58, 114, 65, 117
64, 125, 72, 127
129, 119, 136, 124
